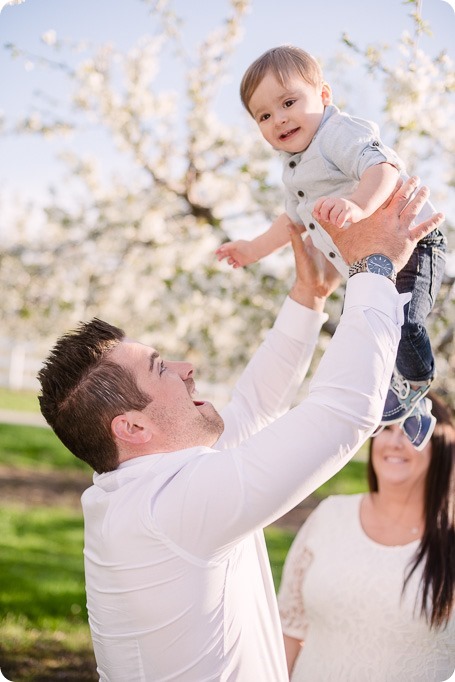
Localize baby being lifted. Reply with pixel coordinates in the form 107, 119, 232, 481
216, 45, 446, 449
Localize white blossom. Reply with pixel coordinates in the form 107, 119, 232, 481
0, 0, 25, 12
41, 29, 57, 46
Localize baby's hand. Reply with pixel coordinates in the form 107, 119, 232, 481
215, 240, 259, 268
312, 196, 365, 228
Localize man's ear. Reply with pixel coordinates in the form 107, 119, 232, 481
321, 82, 332, 105
111, 412, 153, 445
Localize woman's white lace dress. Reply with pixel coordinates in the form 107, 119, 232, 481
277, 494, 455, 681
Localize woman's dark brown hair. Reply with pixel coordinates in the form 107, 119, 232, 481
368, 391, 455, 628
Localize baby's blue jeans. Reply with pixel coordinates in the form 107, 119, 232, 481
395, 227, 447, 383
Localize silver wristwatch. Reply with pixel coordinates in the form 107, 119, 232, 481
349, 254, 397, 284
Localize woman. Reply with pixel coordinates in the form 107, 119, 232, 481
278, 392, 455, 681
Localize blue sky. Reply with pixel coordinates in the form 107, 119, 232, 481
1, 0, 454, 210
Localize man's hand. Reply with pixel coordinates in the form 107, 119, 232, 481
215, 240, 258, 268
313, 196, 365, 228
289, 226, 341, 312
314, 177, 444, 272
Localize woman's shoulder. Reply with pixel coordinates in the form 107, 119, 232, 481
315, 493, 363, 516
301, 493, 362, 536
289, 494, 363, 555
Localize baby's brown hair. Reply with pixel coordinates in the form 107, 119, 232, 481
240, 45, 324, 116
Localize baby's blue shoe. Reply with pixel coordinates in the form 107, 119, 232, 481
402, 398, 436, 451
381, 369, 431, 424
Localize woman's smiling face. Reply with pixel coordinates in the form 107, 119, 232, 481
371, 423, 432, 489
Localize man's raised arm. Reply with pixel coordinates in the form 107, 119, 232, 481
217, 226, 341, 449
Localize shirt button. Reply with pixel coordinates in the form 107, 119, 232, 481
289, 161, 296, 168
371, 140, 380, 146
308, 222, 315, 230
298, 190, 304, 197
329, 252, 336, 258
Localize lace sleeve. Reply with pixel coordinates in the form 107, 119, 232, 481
277, 514, 316, 641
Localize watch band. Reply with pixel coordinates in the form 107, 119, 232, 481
348, 255, 397, 284
348, 260, 369, 277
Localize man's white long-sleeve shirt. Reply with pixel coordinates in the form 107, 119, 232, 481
82, 274, 406, 681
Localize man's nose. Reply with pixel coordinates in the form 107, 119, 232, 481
167, 361, 193, 380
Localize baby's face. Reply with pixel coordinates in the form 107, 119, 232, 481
248, 72, 330, 154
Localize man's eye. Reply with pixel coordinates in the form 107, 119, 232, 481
159, 361, 166, 375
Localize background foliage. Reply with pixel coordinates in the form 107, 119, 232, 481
1, 0, 453, 399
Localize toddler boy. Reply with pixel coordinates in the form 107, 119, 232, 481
216, 45, 447, 449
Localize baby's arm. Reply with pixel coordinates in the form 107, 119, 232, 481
313, 163, 399, 228
216, 213, 301, 268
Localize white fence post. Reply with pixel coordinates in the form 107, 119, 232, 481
0, 339, 43, 392
9, 343, 26, 390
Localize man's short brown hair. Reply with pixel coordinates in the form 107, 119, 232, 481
38, 318, 151, 474
240, 45, 323, 116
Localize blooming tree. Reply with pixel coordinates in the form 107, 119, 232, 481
1, 0, 454, 401
2, 0, 289, 386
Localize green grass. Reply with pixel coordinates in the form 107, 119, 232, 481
0, 387, 40, 412
0, 626, 96, 682
0, 503, 96, 679
0, 423, 90, 472
0, 504, 87, 629
316, 457, 368, 498
264, 526, 296, 590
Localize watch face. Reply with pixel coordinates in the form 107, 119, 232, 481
366, 254, 394, 277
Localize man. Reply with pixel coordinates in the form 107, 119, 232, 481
38, 178, 442, 681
